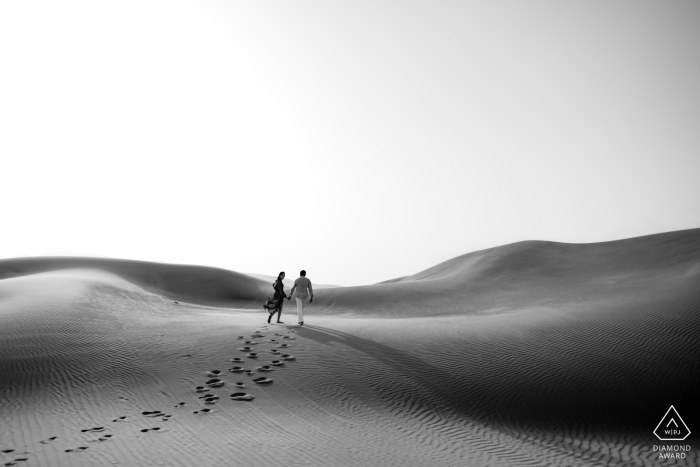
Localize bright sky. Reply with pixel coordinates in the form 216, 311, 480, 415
2, 1, 699, 286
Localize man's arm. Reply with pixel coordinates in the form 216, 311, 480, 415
309, 280, 313, 299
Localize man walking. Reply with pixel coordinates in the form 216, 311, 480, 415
289, 270, 313, 326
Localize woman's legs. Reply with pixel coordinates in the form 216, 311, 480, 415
269, 309, 283, 323
274, 301, 284, 323
267, 299, 284, 323
268, 308, 281, 323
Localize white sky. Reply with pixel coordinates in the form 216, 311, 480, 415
2, 1, 699, 286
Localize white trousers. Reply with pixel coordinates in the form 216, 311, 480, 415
295, 298, 305, 323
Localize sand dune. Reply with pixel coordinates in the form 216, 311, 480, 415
1, 229, 699, 466
0, 256, 268, 307
313, 228, 700, 316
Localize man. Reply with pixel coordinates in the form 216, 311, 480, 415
289, 270, 313, 326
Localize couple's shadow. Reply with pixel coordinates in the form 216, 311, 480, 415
292, 324, 475, 418
290, 324, 661, 438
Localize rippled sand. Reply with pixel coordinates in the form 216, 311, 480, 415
1, 229, 699, 466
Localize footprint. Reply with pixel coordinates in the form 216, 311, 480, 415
243, 341, 258, 345
270, 360, 285, 366
39, 437, 57, 444
239, 347, 253, 352
195, 386, 209, 393
140, 427, 162, 433
244, 370, 254, 375
230, 358, 244, 363
142, 411, 164, 417
89, 434, 114, 443
229, 392, 255, 401
268, 339, 278, 343
175, 402, 186, 407
206, 378, 224, 388
274, 333, 284, 336
112, 416, 128, 423
233, 382, 246, 388
1, 450, 14, 454
205, 370, 222, 377
237, 336, 245, 339
282, 336, 296, 340
256, 365, 273, 372
270, 350, 281, 354
65, 446, 89, 453
80, 427, 105, 433
228, 366, 245, 373
193, 408, 212, 415
201, 395, 219, 405
253, 377, 273, 385
282, 354, 296, 361
247, 353, 259, 359
279, 344, 290, 348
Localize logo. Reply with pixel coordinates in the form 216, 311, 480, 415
654, 405, 690, 441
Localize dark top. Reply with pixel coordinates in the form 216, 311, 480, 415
272, 280, 287, 301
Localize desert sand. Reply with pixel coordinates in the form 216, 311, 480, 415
1, 229, 699, 466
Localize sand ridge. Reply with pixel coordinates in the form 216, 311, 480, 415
3, 229, 698, 317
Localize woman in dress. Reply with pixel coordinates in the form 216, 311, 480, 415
263, 271, 289, 324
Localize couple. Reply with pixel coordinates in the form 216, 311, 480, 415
263, 270, 313, 326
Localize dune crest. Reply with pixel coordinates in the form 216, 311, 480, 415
0, 256, 268, 307
2, 229, 698, 316
317, 228, 700, 316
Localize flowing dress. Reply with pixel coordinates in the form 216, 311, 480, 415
263, 279, 286, 314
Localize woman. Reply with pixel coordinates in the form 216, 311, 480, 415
263, 271, 289, 324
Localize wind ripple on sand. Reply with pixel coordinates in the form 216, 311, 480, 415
1, 231, 699, 466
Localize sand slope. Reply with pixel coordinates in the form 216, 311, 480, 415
1, 229, 699, 466
313, 228, 700, 316
0, 257, 268, 307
